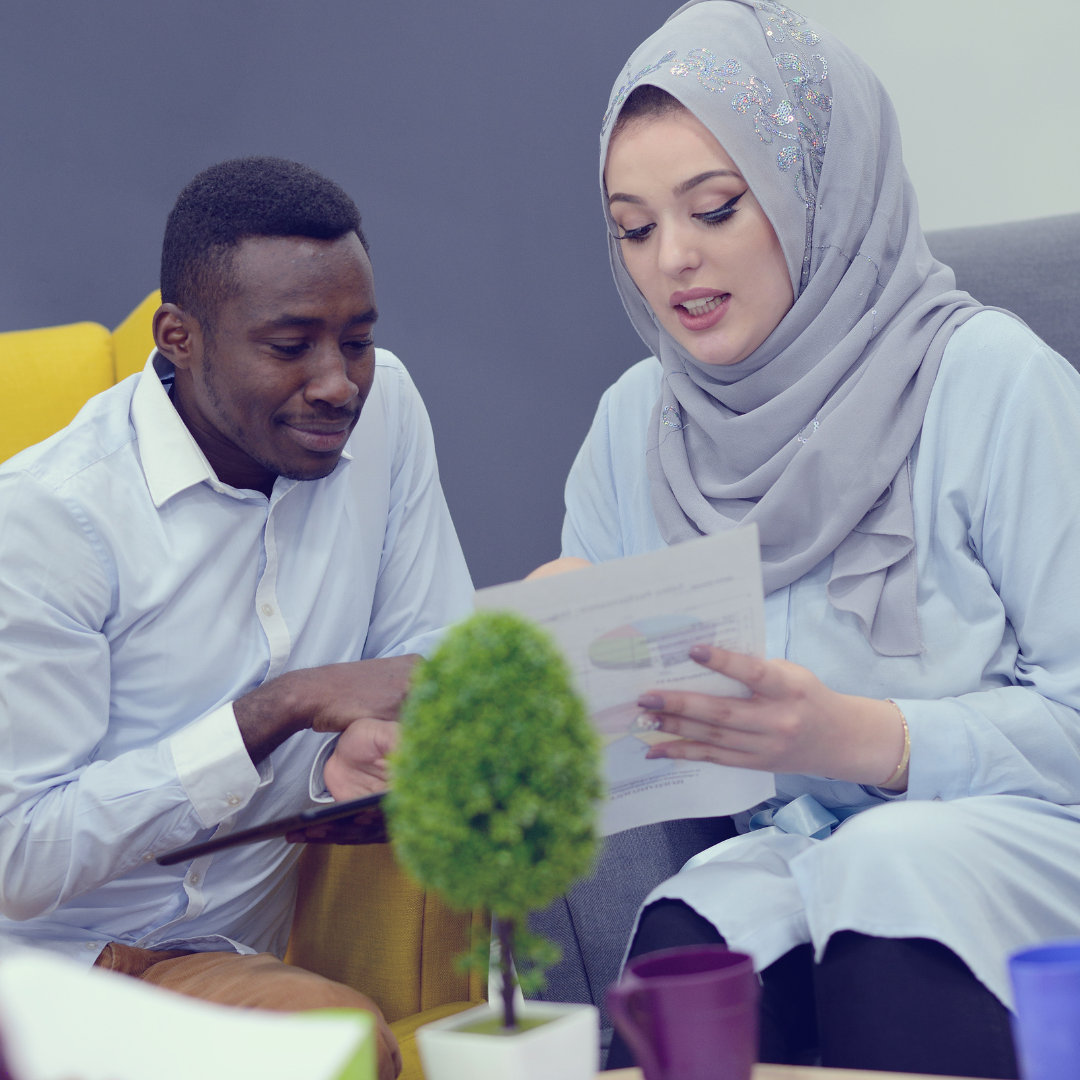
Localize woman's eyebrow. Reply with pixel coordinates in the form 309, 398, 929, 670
674, 169, 743, 196
608, 168, 744, 205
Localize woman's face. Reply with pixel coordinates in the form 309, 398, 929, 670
605, 106, 794, 367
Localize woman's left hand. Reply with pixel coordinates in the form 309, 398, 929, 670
638, 645, 906, 787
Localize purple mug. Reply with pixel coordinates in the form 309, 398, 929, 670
606, 944, 758, 1080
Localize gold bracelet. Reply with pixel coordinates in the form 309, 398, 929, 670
879, 699, 910, 788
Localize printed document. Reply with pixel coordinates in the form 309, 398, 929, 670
475, 525, 775, 835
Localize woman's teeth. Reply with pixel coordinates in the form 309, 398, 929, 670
682, 295, 724, 315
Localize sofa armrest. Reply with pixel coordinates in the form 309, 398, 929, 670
111, 291, 160, 381
0, 321, 114, 462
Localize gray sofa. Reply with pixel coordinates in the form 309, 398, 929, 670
927, 213, 1079, 366
526, 211, 1080, 1061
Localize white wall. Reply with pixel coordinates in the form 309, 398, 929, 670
798, 0, 1079, 229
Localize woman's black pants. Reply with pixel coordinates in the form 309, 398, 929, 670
604, 898, 1018, 1078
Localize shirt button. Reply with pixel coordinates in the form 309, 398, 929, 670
260, 603, 274, 617
143, 852, 155, 862
188, 872, 201, 886
226, 794, 241, 807
85, 941, 99, 951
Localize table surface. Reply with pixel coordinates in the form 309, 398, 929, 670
605, 1066, 985, 1080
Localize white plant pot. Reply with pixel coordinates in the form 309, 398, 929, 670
416, 1000, 599, 1080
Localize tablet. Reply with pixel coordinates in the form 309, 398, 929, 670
155, 792, 386, 865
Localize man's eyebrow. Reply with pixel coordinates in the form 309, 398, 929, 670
607, 169, 744, 206
259, 308, 379, 330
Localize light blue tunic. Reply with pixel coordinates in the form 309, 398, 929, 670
561, 311, 1080, 1007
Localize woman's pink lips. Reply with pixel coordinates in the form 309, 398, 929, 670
672, 291, 731, 332
670, 287, 723, 305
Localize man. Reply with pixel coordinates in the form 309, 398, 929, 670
0, 158, 473, 1080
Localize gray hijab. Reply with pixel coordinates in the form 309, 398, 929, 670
600, 0, 982, 656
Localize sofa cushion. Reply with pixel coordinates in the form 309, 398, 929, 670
526, 814, 737, 1054
285, 843, 486, 1026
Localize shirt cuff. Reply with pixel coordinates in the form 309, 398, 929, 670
889, 697, 972, 801
169, 703, 261, 828
309, 733, 339, 803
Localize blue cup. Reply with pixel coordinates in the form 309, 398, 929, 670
1009, 940, 1080, 1080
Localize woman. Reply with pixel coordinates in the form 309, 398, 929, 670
558, 2, 1080, 1076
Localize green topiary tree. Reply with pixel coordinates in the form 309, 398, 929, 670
386, 609, 603, 1031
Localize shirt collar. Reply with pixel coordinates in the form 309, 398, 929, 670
132, 351, 220, 507
131, 351, 352, 507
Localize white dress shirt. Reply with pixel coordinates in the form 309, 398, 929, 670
0, 349, 473, 964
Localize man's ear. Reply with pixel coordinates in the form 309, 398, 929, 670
153, 303, 201, 371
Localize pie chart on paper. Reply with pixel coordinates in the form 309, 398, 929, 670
587, 614, 718, 670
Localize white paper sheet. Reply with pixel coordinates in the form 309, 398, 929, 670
0, 948, 372, 1080
476, 525, 775, 835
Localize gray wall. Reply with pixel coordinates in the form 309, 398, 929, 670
1, 0, 666, 587
4, 2, 1075, 586
799, 0, 1080, 232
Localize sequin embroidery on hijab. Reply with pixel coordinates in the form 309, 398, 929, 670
600, 0, 985, 656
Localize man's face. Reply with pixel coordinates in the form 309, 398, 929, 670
170, 232, 378, 494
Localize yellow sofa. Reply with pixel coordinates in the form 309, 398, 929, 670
0, 293, 158, 462
0, 295, 487, 1080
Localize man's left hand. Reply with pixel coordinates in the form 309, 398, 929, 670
323, 716, 400, 800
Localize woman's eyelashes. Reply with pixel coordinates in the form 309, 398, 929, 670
620, 222, 655, 242
695, 189, 747, 226
616, 189, 749, 243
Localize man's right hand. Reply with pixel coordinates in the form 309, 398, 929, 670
289, 655, 418, 734
233, 655, 418, 765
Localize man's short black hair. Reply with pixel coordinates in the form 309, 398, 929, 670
160, 156, 367, 327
